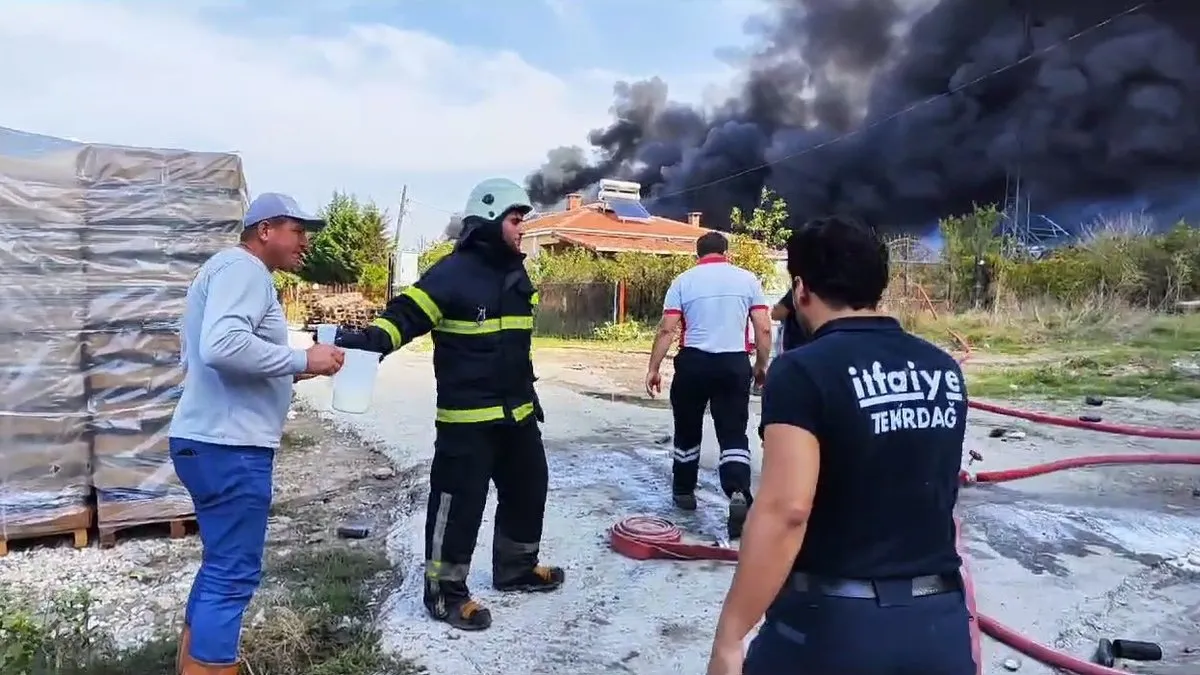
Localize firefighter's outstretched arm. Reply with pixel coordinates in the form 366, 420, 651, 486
336, 269, 449, 355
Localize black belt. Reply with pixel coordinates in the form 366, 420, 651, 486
789, 572, 960, 599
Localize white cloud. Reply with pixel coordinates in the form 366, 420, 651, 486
0, 1, 618, 177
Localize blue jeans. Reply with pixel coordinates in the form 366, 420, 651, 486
744, 583, 976, 675
170, 438, 274, 665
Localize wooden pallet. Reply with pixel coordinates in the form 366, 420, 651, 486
0, 505, 93, 557
97, 515, 197, 549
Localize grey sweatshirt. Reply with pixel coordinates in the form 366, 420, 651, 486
169, 247, 307, 449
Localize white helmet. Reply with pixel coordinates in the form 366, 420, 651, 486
462, 178, 533, 223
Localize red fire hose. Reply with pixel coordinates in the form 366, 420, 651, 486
912, 283, 1200, 443
610, 446, 1200, 674
963, 453, 1200, 484
609, 289, 1199, 671
966, 400, 1200, 441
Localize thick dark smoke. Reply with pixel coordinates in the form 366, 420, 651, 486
525, 0, 1200, 235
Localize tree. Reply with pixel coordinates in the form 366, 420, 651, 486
357, 263, 389, 300
729, 188, 791, 249
418, 240, 455, 275
300, 192, 394, 284
727, 235, 781, 287
350, 201, 392, 270
939, 204, 1003, 308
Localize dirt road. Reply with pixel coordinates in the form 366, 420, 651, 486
297, 339, 1200, 675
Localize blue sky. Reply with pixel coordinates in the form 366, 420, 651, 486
0, 0, 760, 247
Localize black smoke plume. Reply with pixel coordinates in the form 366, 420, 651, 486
525, 0, 1200, 235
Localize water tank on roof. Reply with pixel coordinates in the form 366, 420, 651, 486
597, 179, 641, 201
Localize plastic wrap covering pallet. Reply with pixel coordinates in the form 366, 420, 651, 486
0, 128, 247, 551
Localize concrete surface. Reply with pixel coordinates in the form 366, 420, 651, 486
294, 338, 1200, 675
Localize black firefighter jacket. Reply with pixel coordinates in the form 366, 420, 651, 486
353, 226, 542, 426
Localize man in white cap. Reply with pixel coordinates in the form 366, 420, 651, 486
170, 193, 345, 675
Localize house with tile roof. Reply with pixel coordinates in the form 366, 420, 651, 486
520, 180, 788, 296
519, 180, 718, 258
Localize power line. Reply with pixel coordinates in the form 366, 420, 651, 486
404, 196, 457, 215
651, 0, 1155, 201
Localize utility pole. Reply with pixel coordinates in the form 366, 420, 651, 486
387, 185, 408, 296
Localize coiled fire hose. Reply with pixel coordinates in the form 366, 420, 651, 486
610, 449, 1200, 674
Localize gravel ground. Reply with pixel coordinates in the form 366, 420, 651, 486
0, 406, 406, 651
295, 336, 1200, 675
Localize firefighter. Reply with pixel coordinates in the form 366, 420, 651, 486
334, 178, 564, 631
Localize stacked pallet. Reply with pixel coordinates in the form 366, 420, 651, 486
0, 149, 95, 548
0, 132, 246, 549
78, 146, 244, 535
306, 292, 383, 329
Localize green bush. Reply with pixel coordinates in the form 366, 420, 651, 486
356, 263, 388, 300
272, 270, 303, 291
0, 588, 112, 675
592, 320, 656, 342
935, 205, 1200, 309
526, 240, 776, 288
1000, 222, 1200, 307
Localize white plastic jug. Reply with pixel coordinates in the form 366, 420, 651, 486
331, 348, 379, 414
315, 323, 338, 344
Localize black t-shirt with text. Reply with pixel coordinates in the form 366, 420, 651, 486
759, 316, 967, 579
778, 290, 809, 351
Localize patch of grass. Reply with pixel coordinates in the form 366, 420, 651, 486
965, 351, 1200, 401
904, 301, 1200, 359
281, 430, 318, 450
531, 336, 649, 352
402, 333, 650, 353
0, 549, 421, 675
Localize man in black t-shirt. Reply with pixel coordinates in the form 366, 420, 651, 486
770, 289, 810, 352
706, 216, 974, 675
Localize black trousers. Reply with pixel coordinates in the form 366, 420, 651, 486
744, 576, 976, 675
423, 421, 548, 601
669, 347, 753, 498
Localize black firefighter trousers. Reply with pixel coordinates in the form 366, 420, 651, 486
670, 347, 753, 500
424, 420, 549, 605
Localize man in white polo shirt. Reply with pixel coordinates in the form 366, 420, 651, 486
645, 231, 772, 539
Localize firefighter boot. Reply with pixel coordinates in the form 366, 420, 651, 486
673, 493, 698, 511
424, 578, 492, 631
492, 535, 565, 593
179, 655, 239, 675
727, 491, 751, 540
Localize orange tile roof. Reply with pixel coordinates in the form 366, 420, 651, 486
522, 201, 784, 257
552, 232, 698, 254
522, 203, 711, 239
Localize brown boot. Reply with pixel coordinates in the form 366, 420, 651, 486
180, 657, 239, 675
176, 625, 191, 674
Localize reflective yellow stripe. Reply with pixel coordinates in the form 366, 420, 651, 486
371, 317, 402, 349
435, 402, 536, 424
402, 286, 442, 324
435, 315, 533, 335
530, 291, 539, 306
